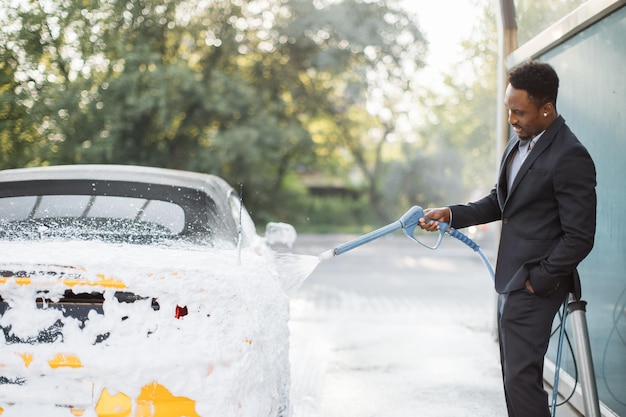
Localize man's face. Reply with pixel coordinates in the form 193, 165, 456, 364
504, 84, 550, 140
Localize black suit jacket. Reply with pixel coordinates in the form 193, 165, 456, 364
449, 116, 596, 299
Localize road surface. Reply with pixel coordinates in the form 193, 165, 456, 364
288, 232, 507, 417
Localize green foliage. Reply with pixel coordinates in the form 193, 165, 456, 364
290, 194, 379, 234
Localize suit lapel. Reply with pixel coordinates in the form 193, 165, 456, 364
500, 116, 566, 205
498, 138, 519, 208
508, 116, 565, 197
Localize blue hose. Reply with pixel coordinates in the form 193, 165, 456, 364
552, 299, 569, 417
446, 227, 495, 281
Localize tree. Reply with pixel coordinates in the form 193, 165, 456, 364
278, 0, 428, 222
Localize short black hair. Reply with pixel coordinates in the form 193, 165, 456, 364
508, 61, 559, 108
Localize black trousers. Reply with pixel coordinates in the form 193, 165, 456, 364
497, 284, 569, 417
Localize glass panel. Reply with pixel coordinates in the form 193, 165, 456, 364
536, 7, 626, 415
0, 196, 37, 221
516, 0, 588, 44
86, 195, 145, 219
1, 195, 186, 237
33, 195, 92, 218
139, 199, 185, 234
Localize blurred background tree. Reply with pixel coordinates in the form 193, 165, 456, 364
0, 0, 583, 230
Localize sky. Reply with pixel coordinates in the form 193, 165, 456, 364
400, 0, 478, 81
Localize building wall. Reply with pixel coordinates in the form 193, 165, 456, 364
532, 5, 626, 416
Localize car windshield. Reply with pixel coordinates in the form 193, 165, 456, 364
0, 195, 184, 244
0, 180, 226, 246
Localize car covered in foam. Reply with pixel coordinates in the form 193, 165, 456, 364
0, 164, 298, 417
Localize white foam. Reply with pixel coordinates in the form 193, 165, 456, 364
274, 253, 320, 296
0, 239, 312, 416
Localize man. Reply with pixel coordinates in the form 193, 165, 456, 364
419, 61, 596, 417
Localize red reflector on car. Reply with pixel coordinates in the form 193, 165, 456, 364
175, 305, 188, 319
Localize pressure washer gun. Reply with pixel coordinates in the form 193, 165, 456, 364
319, 205, 495, 280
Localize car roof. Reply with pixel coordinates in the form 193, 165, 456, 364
0, 164, 235, 196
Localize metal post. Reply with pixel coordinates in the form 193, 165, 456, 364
568, 300, 601, 417
496, 0, 518, 162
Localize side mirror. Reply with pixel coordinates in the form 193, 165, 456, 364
264, 222, 297, 251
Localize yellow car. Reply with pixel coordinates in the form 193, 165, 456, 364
0, 165, 297, 417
